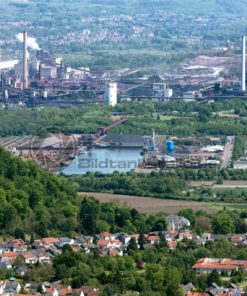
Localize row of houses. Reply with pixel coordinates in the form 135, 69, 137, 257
0, 214, 191, 269
0, 215, 246, 296
1, 216, 247, 271
0, 279, 99, 296
187, 282, 242, 296
0, 231, 180, 270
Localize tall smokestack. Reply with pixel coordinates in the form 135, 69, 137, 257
1, 74, 4, 95
23, 31, 28, 89
39, 64, 42, 81
242, 35, 246, 92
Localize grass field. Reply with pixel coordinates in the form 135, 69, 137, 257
80, 192, 215, 214
190, 180, 247, 188
211, 204, 247, 212
80, 192, 247, 214
159, 115, 177, 121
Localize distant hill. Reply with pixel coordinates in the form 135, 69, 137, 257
2, 0, 247, 70
66, 0, 247, 16
4, 0, 247, 16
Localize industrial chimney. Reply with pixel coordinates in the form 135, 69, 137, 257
39, 64, 42, 81
242, 35, 246, 92
23, 31, 28, 89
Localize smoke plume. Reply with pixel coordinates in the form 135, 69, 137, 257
16, 33, 40, 50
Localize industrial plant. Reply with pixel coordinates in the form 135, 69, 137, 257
137, 135, 226, 171
0, 31, 119, 107
0, 124, 231, 173
1, 31, 247, 108
0, 31, 245, 173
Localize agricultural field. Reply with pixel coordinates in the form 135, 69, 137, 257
81, 192, 247, 214
80, 192, 213, 214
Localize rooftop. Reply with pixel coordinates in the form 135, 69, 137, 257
193, 258, 247, 270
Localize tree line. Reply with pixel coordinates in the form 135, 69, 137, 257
2, 99, 247, 137
67, 169, 247, 202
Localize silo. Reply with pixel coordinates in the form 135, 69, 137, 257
105, 82, 117, 106
167, 140, 174, 155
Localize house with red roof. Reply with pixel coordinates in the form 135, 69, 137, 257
147, 235, 160, 245
108, 248, 123, 257
99, 232, 115, 241
0, 251, 18, 262
230, 235, 245, 246
96, 240, 111, 248
110, 239, 121, 248
0, 239, 27, 254
21, 252, 38, 264
193, 258, 247, 276
178, 230, 194, 241
74, 286, 100, 296
42, 237, 60, 247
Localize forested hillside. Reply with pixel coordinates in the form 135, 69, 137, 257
0, 147, 79, 237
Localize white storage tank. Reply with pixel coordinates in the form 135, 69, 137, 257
105, 82, 117, 106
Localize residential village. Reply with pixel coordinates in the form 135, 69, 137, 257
0, 215, 246, 296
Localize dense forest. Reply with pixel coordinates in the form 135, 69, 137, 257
69, 171, 186, 198
0, 147, 78, 237
67, 169, 247, 203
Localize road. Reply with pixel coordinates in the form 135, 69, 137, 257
221, 136, 235, 169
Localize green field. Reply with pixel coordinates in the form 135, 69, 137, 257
210, 203, 247, 212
